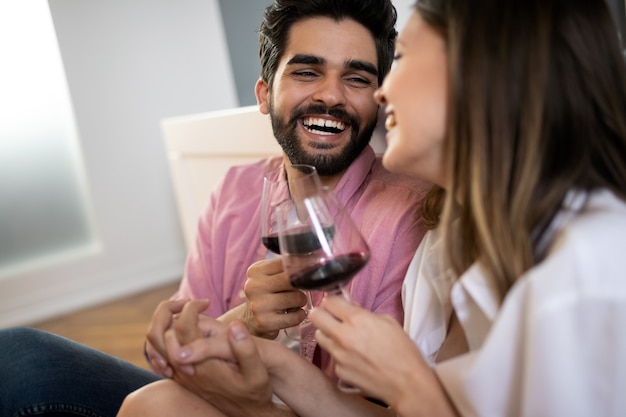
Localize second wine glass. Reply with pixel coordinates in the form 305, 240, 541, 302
276, 187, 370, 296
275, 187, 370, 392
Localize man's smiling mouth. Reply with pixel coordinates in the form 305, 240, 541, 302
302, 117, 346, 135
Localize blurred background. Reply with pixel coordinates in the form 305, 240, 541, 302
0, 0, 624, 329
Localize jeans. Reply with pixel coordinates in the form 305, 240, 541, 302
0, 327, 161, 417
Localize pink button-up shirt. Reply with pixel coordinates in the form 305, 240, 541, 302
174, 146, 430, 378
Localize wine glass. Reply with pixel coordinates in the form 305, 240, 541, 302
260, 164, 322, 341
275, 187, 370, 392
276, 187, 370, 298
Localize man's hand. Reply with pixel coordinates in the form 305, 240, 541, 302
144, 298, 190, 376
165, 306, 277, 416
144, 298, 220, 376
221, 258, 307, 339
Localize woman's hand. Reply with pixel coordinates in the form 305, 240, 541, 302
309, 295, 435, 411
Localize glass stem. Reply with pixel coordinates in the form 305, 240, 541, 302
304, 290, 314, 316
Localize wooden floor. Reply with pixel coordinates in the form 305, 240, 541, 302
31, 281, 179, 370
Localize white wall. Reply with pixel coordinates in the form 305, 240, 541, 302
0, 0, 415, 328
393, 0, 415, 31
0, 0, 238, 327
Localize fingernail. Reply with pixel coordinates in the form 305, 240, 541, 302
177, 347, 191, 359
230, 323, 247, 342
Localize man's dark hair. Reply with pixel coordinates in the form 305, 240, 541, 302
258, 0, 397, 89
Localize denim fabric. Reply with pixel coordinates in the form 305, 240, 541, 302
0, 328, 161, 417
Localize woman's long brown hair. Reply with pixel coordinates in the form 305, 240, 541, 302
416, 0, 626, 295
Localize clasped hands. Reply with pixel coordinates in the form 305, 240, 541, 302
144, 298, 275, 414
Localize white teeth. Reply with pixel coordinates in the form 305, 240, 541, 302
384, 114, 396, 131
302, 117, 346, 132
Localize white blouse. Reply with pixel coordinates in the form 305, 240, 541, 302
402, 189, 626, 417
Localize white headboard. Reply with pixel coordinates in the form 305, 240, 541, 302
162, 106, 281, 249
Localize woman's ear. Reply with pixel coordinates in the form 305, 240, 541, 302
255, 78, 270, 115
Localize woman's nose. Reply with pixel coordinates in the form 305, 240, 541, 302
374, 87, 386, 106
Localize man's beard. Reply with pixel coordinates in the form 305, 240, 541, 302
269, 100, 377, 176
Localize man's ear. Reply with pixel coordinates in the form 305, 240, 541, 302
255, 78, 270, 115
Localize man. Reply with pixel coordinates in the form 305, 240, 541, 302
145, 0, 429, 382
0, 1, 429, 416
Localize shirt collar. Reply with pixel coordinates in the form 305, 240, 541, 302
332, 146, 376, 201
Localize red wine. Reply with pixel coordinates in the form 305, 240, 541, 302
261, 235, 281, 254
262, 225, 335, 255
289, 252, 369, 291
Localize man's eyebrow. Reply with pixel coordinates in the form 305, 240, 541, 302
286, 54, 378, 78
347, 60, 378, 78
286, 54, 325, 66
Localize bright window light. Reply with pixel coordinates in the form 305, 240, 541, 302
0, 1, 97, 276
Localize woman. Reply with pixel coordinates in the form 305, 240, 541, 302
311, 0, 626, 415
119, 0, 626, 416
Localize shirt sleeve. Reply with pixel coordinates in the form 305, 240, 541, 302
170, 174, 229, 317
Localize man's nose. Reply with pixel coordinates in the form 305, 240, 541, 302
311, 76, 347, 107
